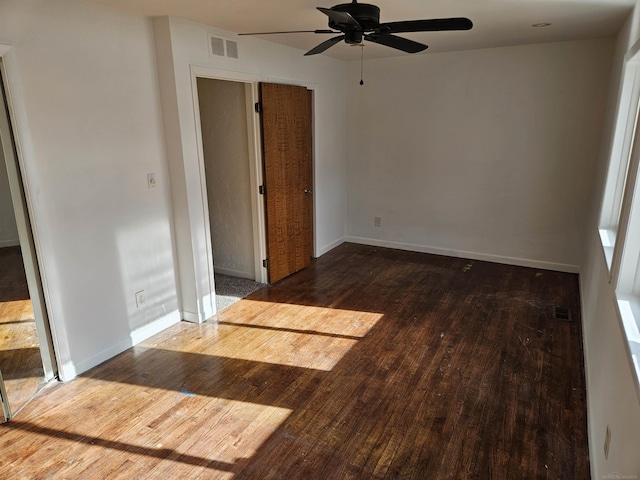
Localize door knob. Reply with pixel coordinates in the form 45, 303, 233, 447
304, 189, 313, 195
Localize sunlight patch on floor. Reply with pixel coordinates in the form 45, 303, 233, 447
222, 299, 383, 337
0, 300, 35, 323
146, 302, 384, 371
211, 326, 359, 371
3, 386, 292, 478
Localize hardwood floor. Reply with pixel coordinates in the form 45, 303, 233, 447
0, 246, 46, 416
0, 243, 589, 479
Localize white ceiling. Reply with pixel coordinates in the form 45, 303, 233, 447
87, 0, 635, 60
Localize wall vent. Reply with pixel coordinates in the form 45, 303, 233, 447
210, 36, 225, 57
226, 40, 239, 59
208, 35, 239, 59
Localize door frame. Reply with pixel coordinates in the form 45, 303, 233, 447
0, 51, 58, 388
190, 66, 268, 284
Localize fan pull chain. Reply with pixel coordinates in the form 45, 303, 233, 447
359, 44, 364, 86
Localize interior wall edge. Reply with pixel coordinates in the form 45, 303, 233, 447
0, 49, 71, 379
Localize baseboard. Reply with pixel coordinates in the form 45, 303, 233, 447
181, 291, 215, 323
65, 339, 134, 381
316, 237, 345, 257
129, 310, 182, 345
0, 239, 20, 248
345, 236, 580, 273
214, 267, 254, 279
62, 311, 182, 380
57, 361, 78, 382
182, 310, 202, 323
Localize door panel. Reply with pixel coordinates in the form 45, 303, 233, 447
260, 83, 313, 283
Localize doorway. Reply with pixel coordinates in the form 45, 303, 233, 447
192, 72, 316, 294
0, 59, 56, 420
196, 77, 258, 282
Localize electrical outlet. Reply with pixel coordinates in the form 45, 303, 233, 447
604, 424, 611, 460
135, 290, 146, 309
374, 216, 382, 227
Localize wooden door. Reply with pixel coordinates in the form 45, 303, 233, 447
259, 83, 313, 283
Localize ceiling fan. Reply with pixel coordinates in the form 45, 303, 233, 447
239, 0, 473, 56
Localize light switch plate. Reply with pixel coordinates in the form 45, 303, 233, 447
147, 173, 157, 189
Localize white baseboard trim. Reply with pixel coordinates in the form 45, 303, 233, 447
316, 237, 346, 257
0, 239, 20, 248
182, 294, 215, 323
345, 236, 580, 273
69, 339, 134, 381
58, 362, 78, 381
129, 311, 182, 345
63, 311, 182, 380
182, 309, 202, 323
214, 267, 254, 279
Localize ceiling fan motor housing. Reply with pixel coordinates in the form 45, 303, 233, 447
344, 30, 363, 44
331, 2, 380, 31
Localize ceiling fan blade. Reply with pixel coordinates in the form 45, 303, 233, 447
317, 7, 361, 30
305, 35, 345, 56
379, 18, 473, 34
364, 34, 427, 54
238, 29, 337, 36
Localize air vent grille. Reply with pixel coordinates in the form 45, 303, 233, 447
226, 40, 238, 59
208, 35, 239, 59
552, 305, 571, 322
210, 36, 225, 56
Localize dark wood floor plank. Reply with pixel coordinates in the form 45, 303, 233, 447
0, 243, 589, 479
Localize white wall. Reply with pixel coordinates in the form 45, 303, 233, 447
0, 0, 349, 377
581, 7, 640, 478
0, 0, 181, 379
197, 77, 255, 279
0, 147, 19, 247
346, 39, 614, 272
153, 16, 348, 320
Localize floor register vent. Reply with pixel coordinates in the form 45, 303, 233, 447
552, 305, 571, 322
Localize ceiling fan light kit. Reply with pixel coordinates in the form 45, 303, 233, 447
239, 0, 473, 56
